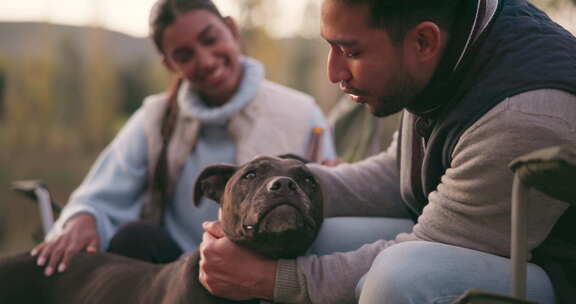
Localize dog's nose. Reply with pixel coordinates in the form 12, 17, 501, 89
267, 177, 297, 193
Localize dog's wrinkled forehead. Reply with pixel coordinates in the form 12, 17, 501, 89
193, 155, 319, 210
235, 156, 308, 178
223, 155, 314, 197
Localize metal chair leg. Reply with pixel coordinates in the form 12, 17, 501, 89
11, 180, 59, 237
511, 173, 529, 299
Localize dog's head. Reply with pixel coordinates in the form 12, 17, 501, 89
193, 155, 323, 259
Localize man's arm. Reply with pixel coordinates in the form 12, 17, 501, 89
199, 221, 277, 301
308, 131, 411, 218
200, 220, 400, 304
412, 89, 576, 258
275, 90, 576, 304
199, 133, 411, 303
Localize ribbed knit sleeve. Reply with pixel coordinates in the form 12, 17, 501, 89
274, 259, 310, 303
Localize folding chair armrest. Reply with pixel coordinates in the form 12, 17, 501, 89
11, 180, 59, 236
509, 145, 576, 204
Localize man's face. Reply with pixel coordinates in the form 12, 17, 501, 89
321, 1, 422, 117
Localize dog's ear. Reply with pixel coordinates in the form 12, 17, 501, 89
277, 153, 310, 164
193, 164, 238, 206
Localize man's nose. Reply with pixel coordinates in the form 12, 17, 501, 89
327, 50, 351, 84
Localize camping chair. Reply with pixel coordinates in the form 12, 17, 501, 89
11, 180, 60, 241
454, 145, 576, 303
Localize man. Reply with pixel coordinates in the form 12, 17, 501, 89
199, 0, 576, 303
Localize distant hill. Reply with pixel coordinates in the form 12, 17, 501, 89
0, 22, 160, 66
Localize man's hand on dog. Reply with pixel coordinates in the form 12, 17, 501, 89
200, 220, 277, 301
31, 213, 100, 276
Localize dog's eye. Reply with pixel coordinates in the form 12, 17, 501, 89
304, 176, 317, 187
243, 171, 256, 180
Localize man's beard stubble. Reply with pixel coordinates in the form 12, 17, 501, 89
369, 72, 421, 118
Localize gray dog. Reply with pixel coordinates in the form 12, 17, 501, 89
0, 155, 324, 304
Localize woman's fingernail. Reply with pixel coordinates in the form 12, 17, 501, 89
44, 266, 54, 277
58, 264, 66, 273
30, 249, 37, 256
87, 246, 96, 253
37, 257, 46, 266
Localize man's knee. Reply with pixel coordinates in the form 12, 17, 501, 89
359, 241, 451, 303
357, 241, 555, 304
310, 217, 413, 255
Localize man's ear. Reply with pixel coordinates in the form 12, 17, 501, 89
405, 21, 445, 64
193, 164, 238, 206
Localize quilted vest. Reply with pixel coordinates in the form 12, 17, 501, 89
398, 0, 576, 301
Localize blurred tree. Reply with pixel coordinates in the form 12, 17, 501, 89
0, 23, 170, 255
0, 59, 5, 246
237, 0, 264, 34
0, 53, 63, 252
552, 0, 576, 6
533, 0, 576, 9
118, 61, 152, 115
79, 28, 122, 152
54, 35, 84, 129
298, 0, 321, 37
236, 0, 267, 56
287, 38, 317, 94
232, 0, 290, 86
289, 0, 322, 94
117, 60, 168, 116
3, 58, 58, 150
0, 60, 5, 121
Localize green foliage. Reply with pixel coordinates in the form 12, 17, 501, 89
0, 25, 168, 255
119, 60, 169, 115
0, 63, 5, 121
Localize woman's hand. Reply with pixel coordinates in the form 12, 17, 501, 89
31, 213, 100, 276
199, 221, 277, 301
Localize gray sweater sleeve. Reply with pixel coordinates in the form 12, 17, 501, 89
412, 89, 575, 257
308, 132, 411, 219
274, 89, 576, 304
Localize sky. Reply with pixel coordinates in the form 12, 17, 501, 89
0, 0, 317, 38
0, 0, 574, 37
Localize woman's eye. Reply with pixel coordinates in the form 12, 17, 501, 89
243, 171, 256, 179
203, 36, 217, 46
173, 52, 193, 64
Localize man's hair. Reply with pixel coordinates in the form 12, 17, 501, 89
149, 0, 223, 54
335, 0, 461, 42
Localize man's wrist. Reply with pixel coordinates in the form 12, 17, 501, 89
256, 259, 278, 300
274, 259, 308, 303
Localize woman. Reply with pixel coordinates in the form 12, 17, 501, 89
32, 0, 335, 276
